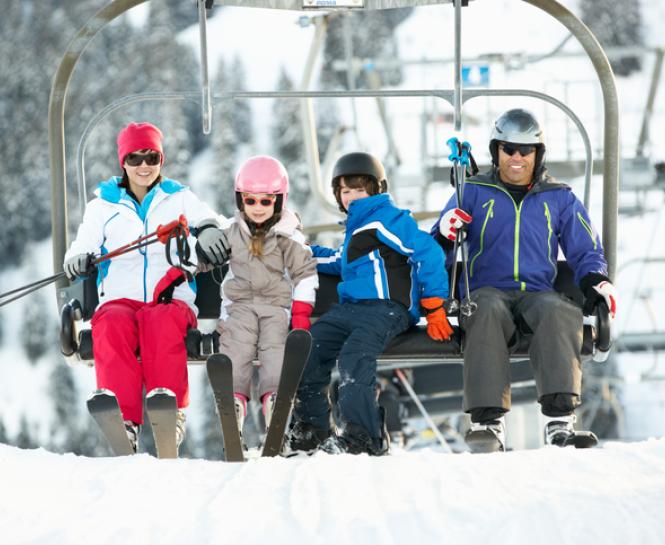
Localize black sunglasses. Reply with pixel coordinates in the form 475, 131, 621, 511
243, 195, 276, 207
500, 143, 537, 157
125, 151, 161, 167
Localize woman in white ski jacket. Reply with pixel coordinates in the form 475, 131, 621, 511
214, 156, 318, 437
63, 122, 230, 453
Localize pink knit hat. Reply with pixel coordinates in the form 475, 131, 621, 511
116, 122, 164, 168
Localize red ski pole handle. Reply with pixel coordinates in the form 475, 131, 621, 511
157, 215, 189, 243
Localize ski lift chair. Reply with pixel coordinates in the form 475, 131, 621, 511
59, 269, 224, 366
312, 261, 611, 424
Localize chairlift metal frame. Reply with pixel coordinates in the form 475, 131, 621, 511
49, 0, 620, 310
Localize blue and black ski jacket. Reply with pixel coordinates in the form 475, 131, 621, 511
313, 193, 448, 325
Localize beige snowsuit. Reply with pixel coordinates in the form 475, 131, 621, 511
217, 209, 318, 398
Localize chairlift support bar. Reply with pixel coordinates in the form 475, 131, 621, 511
49, 0, 619, 308
75, 88, 594, 210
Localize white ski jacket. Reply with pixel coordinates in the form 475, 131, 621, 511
64, 176, 220, 314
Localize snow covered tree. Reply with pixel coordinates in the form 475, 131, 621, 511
211, 58, 241, 217
230, 56, 254, 147
15, 415, 38, 449
320, 9, 414, 90
49, 362, 81, 453
271, 68, 310, 210
0, 419, 8, 444
581, 0, 644, 77
20, 291, 51, 365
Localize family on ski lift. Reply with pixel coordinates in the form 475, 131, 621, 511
63, 108, 617, 457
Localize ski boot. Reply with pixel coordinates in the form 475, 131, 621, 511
319, 422, 390, 456
261, 391, 277, 430
465, 417, 505, 453
124, 421, 141, 454
544, 414, 598, 448
233, 394, 247, 438
175, 410, 186, 452
285, 420, 331, 454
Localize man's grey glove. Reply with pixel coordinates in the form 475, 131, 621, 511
63, 253, 96, 281
195, 225, 230, 266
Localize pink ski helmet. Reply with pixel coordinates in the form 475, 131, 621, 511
234, 155, 289, 212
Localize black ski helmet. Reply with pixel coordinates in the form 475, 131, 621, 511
489, 108, 546, 173
331, 152, 388, 213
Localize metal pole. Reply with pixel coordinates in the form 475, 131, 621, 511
395, 369, 452, 452
453, 0, 462, 131
523, 0, 620, 279
299, 16, 340, 215
48, 0, 148, 298
636, 48, 664, 158
198, 0, 213, 135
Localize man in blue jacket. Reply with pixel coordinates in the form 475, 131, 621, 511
289, 152, 453, 456
431, 109, 618, 452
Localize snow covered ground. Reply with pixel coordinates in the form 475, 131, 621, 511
2, 438, 665, 545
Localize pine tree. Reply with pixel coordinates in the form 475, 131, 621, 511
271, 68, 310, 211
15, 415, 38, 449
581, 0, 644, 77
0, 418, 8, 445
20, 291, 51, 365
49, 362, 81, 453
211, 58, 241, 217
320, 9, 414, 90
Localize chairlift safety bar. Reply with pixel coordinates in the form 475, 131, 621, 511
49, 0, 619, 310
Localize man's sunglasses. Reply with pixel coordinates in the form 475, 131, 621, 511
243, 195, 276, 207
500, 143, 537, 157
125, 151, 161, 166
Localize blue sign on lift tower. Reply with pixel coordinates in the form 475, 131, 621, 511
462, 64, 490, 87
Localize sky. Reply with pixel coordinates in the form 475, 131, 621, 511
1, 2, 665, 544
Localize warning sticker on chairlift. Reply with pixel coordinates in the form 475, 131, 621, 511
302, 0, 364, 8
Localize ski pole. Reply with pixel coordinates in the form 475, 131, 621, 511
394, 369, 452, 453
445, 137, 476, 317
0, 273, 66, 308
0, 216, 190, 308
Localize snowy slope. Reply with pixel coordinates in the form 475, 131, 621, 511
2, 439, 665, 545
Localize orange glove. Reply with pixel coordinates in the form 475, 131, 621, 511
421, 296, 454, 341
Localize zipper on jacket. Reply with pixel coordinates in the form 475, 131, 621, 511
543, 202, 557, 283
577, 212, 598, 249
469, 199, 494, 277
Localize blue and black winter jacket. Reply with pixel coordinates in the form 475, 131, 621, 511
313, 193, 448, 325
431, 170, 608, 294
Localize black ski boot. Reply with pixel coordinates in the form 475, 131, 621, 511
319, 422, 390, 456
285, 420, 331, 454
544, 414, 598, 448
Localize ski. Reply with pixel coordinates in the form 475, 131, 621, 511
146, 388, 179, 459
464, 429, 504, 454
262, 329, 313, 457
206, 354, 245, 462
557, 431, 599, 449
87, 389, 135, 456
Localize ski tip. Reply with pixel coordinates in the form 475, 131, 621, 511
206, 353, 232, 369
146, 387, 176, 399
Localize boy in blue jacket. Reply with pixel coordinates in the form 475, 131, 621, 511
288, 152, 453, 456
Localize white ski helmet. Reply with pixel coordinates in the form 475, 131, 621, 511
489, 108, 546, 171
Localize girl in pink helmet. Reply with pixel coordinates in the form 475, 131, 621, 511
213, 155, 318, 441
